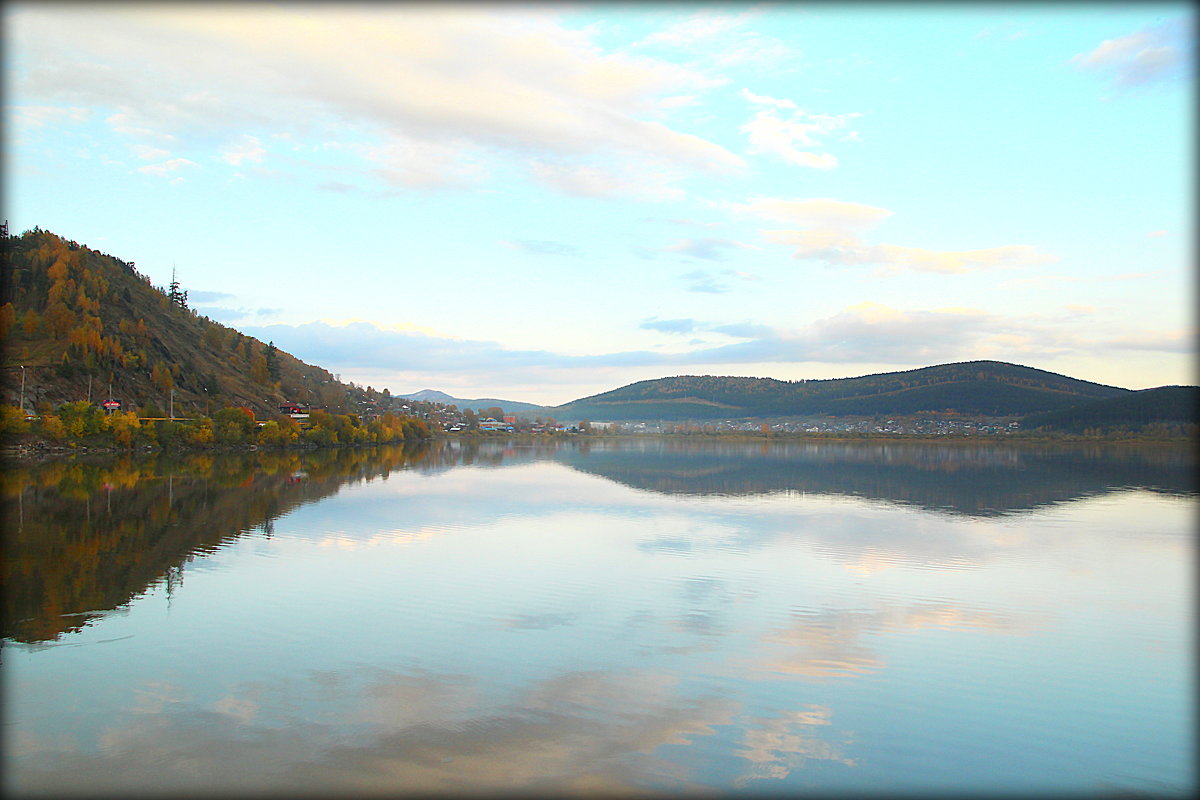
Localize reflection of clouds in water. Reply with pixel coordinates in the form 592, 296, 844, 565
736, 705, 856, 785
131, 680, 190, 714
286, 451, 1189, 586
12, 667, 743, 795
749, 603, 1038, 680
503, 612, 578, 630
302, 669, 741, 794
314, 527, 439, 549
213, 694, 259, 723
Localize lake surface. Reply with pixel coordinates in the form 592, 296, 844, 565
3, 438, 1194, 797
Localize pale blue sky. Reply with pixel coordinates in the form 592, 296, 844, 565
5, 2, 1193, 404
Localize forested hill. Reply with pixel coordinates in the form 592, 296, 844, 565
0, 227, 393, 418
1021, 385, 1198, 434
549, 361, 1131, 421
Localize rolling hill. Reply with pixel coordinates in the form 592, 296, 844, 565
1021, 385, 1198, 434
547, 361, 1132, 421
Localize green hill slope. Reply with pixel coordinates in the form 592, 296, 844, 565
550, 361, 1130, 421
1, 227, 388, 418
1021, 385, 1198, 434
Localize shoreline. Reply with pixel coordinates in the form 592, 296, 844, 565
4, 429, 1192, 463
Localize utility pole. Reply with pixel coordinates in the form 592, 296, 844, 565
169, 387, 174, 420
19, 365, 25, 414
87, 374, 92, 403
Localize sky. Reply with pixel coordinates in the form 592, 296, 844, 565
5, 2, 1194, 406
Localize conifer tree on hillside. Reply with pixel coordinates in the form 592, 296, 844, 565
167, 268, 188, 309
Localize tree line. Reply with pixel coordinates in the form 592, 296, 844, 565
0, 402, 431, 449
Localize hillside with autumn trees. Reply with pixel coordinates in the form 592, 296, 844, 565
0, 226, 431, 448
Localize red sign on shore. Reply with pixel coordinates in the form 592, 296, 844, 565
102, 400, 121, 410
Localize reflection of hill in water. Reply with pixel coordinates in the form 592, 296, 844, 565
5, 438, 1193, 644
551, 439, 1196, 515
2, 444, 431, 644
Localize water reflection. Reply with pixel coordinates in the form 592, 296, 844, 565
2, 438, 1192, 795
2, 444, 431, 643
551, 438, 1195, 514
10, 664, 749, 795
3, 439, 1192, 646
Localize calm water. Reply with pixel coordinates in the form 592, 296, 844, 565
3, 438, 1194, 797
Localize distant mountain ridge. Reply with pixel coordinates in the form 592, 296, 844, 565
398, 389, 547, 414
401, 361, 1180, 425
545, 361, 1132, 421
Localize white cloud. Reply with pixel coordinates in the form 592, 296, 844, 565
1102, 330, 1193, 353
741, 196, 1054, 274
635, 8, 800, 71
529, 160, 686, 202
10, 5, 741, 192
220, 135, 265, 166
763, 229, 1055, 274
105, 112, 175, 142
1071, 18, 1192, 88
364, 134, 488, 189
640, 318, 697, 335
136, 157, 200, 180
11, 105, 90, 127
131, 144, 170, 161
739, 89, 797, 109
636, 8, 767, 48
741, 100, 860, 169
736, 197, 893, 230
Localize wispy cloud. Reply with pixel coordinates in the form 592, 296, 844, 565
11, 5, 742, 193
1071, 18, 1192, 88
635, 7, 800, 71
636, 8, 766, 48
640, 318, 697, 335
1102, 330, 1193, 353
741, 103, 860, 169
11, 105, 90, 127
136, 157, 199, 181
195, 304, 282, 323
188, 290, 236, 303
739, 88, 796, 110
529, 159, 689, 201
680, 269, 729, 294
665, 237, 760, 261
739, 196, 1053, 275
762, 230, 1055, 274
130, 144, 171, 161
220, 134, 265, 166
734, 197, 893, 230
